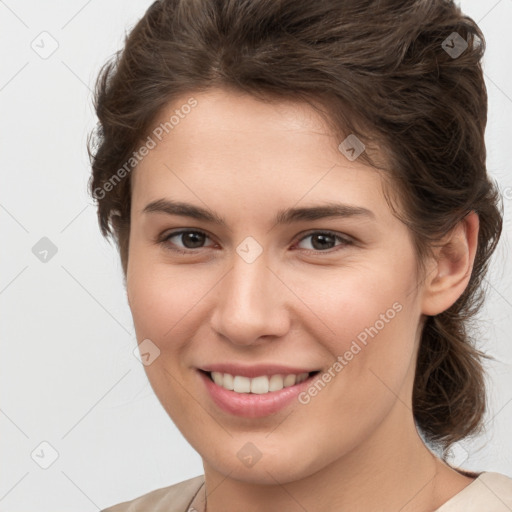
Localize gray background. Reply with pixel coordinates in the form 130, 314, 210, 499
1, 0, 511, 510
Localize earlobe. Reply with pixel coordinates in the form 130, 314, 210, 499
421, 211, 479, 316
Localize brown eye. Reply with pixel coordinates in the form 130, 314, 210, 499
160, 230, 214, 252
296, 231, 353, 252
178, 231, 207, 249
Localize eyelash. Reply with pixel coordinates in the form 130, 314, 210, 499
157, 229, 354, 255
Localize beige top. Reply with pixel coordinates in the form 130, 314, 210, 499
102, 471, 512, 512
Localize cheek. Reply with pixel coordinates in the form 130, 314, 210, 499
296, 260, 413, 349
294, 281, 418, 462
127, 253, 209, 343
126, 259, 208, 429
298, 258, 420, 402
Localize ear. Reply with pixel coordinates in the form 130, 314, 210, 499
421, 211, 479, 316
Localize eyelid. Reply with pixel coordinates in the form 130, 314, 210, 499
158, 229, 217, 250
293, 229, 354, 252
158, 228, 354, 255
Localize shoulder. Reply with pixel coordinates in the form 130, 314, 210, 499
101, 475, 205, 512
436, 471, 512, 511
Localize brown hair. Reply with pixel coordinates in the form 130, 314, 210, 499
88, 0, 503, 456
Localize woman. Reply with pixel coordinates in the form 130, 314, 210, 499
89, 0, 512, 510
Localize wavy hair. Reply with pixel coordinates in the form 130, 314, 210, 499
88, 0, 503, 456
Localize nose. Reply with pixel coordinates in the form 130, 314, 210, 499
210, 252, 291, 346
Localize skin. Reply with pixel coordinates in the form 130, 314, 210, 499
125, 88, 479, 512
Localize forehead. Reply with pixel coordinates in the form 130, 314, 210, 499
131, 88, 393, 224
140, 88, 338, 164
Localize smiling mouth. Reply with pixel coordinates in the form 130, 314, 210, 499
200, 369, 321, 395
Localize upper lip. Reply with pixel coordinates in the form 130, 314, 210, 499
199, 363, 319, 378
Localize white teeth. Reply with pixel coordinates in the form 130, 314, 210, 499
250, 375, 269, 394
223, 373, 234, 390
209, 371, 310, 394
269, 374, 284, 392
284, 374, 297, 387
233, 375, 251, 393
212, 372, 223, 386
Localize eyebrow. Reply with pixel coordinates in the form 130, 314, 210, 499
142, 198, 375, 225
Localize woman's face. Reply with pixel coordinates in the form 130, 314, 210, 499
126, 88, 428, 484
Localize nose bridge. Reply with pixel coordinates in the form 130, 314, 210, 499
211, 248, 288, 344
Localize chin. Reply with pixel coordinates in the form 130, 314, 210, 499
202, 443, 325, 485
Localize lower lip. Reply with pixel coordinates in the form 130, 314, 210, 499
198, 370, 318, 418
